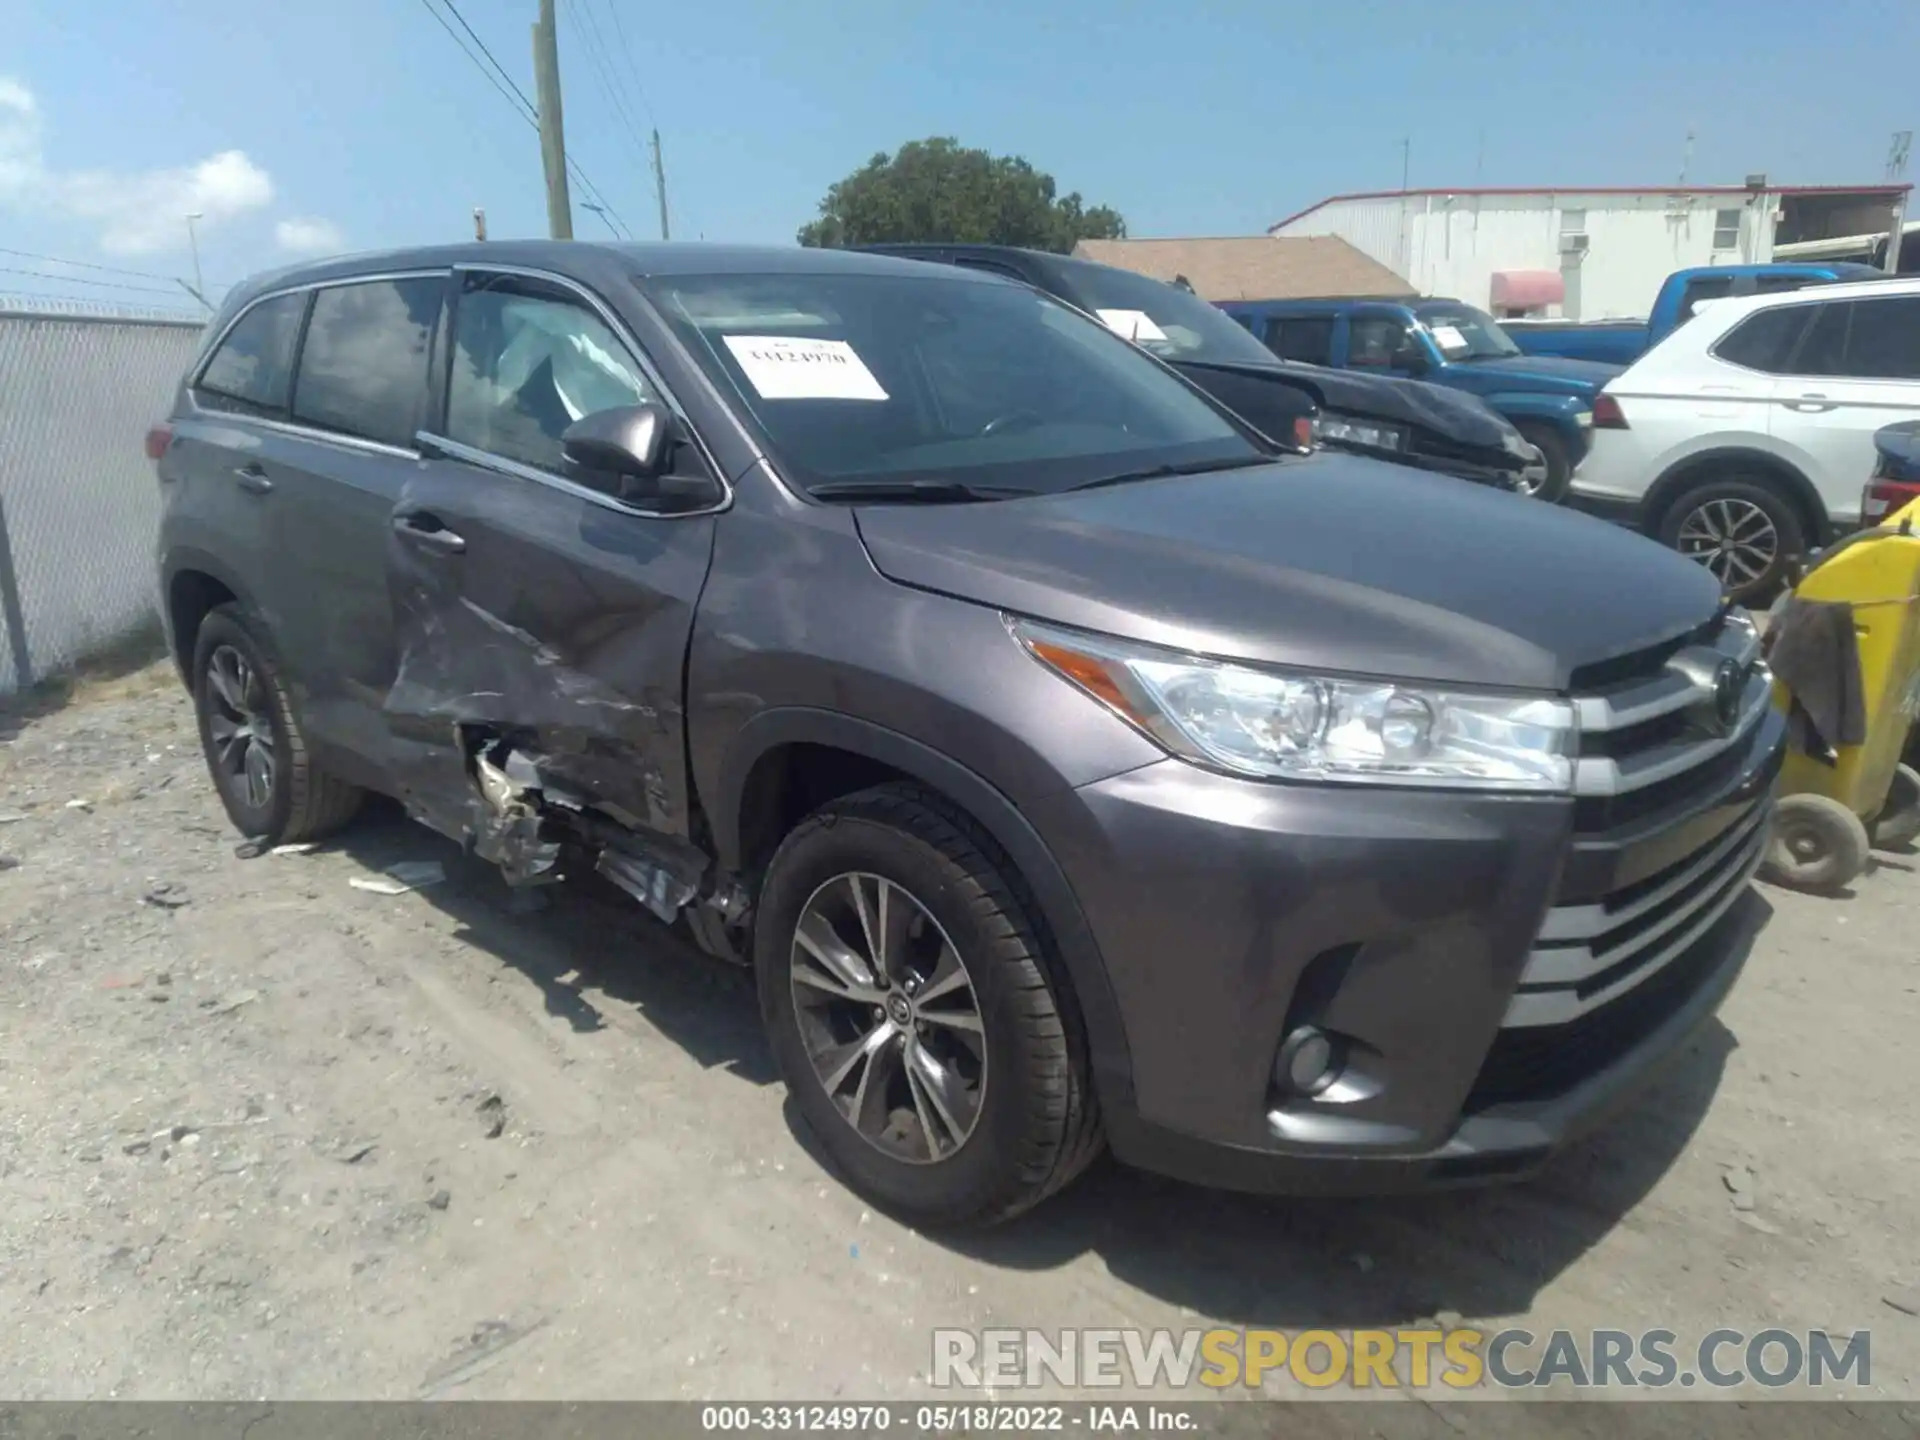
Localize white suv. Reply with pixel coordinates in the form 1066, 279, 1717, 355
1571, 276, 1920, 601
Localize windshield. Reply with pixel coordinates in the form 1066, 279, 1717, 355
645, 271, 1265, 497
1050, 261, 1281, 367
1412, 302, 1521, 360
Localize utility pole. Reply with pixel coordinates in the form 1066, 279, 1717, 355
651, 128, 671, 241
473, 207, 488, 241
184, 213, 205, 301
1886, 131, 1913, 275
531, 0, 573, 239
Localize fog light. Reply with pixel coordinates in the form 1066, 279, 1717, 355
1276, 1025, 1341, 1096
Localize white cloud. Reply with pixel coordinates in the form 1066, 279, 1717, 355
275, 217, 344, 254
0, 76, 275, 255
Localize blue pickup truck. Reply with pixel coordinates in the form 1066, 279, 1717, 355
1501, 262, 1886, 367
1218, 296, 1615, 501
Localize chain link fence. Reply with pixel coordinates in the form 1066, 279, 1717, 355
0, 298, 207, 695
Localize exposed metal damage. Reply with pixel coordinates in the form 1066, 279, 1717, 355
384, 577, 743, 957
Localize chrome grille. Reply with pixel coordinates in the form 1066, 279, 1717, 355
1501, 613, 1774, 1031
1569, 616, 1767, 803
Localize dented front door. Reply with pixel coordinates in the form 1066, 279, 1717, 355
382, 269, 718, 880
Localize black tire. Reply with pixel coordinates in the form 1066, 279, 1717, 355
755, 782, 1102, 1226
1760, 793, 1870, 893
191, 605, 364, 845
1514, 424, 1572, 503
1872, 763, 1920, 851
1657, 475, 1808, 606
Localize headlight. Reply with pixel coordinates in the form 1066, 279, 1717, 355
1312, 415, 1407, 452
1012, 618, 1576, 792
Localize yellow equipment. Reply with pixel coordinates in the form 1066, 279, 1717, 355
1762, 496, 1920, 892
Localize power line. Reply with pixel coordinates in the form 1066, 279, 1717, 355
563, 0, 652, 183
0, 265, 188, 296
416, 0, 634, 238
598, 0, 658, 130
0, 246, 174, 283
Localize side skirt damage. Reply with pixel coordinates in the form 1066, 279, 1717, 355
450, 727, 750, 964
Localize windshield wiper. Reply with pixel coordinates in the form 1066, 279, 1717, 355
1066, 454, 1273, 493
808, 478, 1033, 504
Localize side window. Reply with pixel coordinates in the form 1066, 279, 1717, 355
445, 279, 655, 473
1713, 305, 1815, 373
1788, 302, 1852, 377
1676, 276, 1735, 324
196, 292, 308, 415
1711, 208, 1742, 252
1839, 296, 1920, 380
1262, 317, 1333, 365
291, 277, 442, 447
1348, 315, 1413, 367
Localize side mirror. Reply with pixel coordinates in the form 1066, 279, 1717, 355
561, 403, 671, 498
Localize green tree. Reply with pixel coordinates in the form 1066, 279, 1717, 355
796, 138, 1126, 253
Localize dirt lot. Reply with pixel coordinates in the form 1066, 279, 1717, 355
1, 661, 1916, 1414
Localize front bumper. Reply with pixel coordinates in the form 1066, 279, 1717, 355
1024, 709, 1783, 1195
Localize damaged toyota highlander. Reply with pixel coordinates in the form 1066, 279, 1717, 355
152, 243, 1784, 1226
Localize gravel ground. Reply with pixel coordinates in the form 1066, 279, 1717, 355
1, 661, 1916, 1417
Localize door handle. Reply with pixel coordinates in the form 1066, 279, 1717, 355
1779, 393, 1837, 413
232, 464, 274, 496
391, 511, 466, 554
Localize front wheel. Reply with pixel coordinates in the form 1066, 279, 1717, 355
1657, 476, 1807, 606
756, 783, 1101, 1226
1514, 425, 1572, 503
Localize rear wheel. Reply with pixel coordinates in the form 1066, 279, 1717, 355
1514, 424, 1572, 503
191, 605, 364, 845
1761, 793, 1870, 893
1657, 475, 1807, 606
756, 783, 1101, 1226
1872, 764, 1920, 850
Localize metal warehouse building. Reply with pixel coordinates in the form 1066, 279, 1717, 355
1269, 182, 1911, 320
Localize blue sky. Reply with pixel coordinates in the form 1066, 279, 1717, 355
2, 0, 1914, 312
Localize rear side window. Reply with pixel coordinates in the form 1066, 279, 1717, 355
1713, 305, 1815, 373
1843, 296, 1920, 379
196, 292, 307, 414
1786, 297, 1920, 380
1262, 317, 1333, 365
290, 277, 443, 447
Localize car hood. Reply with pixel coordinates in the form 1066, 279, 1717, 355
1178, 357, 1521, 455
1454, 354, 1623, 393
853, 454, 1721, 692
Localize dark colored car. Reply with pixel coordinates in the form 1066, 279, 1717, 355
152, 242, 1781, 1226
861, 244, 1547, 494
1220, 295, 1616, 501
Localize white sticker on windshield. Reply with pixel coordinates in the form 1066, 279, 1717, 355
1430, 324, 1468, 353
721, 335, 889, 401
1094, 309, 1169, 343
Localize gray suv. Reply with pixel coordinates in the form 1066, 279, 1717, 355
151, 242, 1784, 1226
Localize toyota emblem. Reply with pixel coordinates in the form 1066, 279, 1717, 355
1712, 660, 1744, 731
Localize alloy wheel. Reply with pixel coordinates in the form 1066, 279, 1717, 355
788, 872, 987, 1165
1674, 498, 1778, 588
205, 644, 277, 811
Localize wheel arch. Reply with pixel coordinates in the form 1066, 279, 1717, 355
162, 551, 254, 683
715, 707, 1135, 1110
1645, 447, 1830, 547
